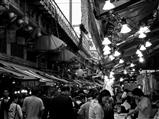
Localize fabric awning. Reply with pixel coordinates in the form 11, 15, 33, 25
0, 60, 68, 83
0, 65, 37, 80
35, 35, 67, 51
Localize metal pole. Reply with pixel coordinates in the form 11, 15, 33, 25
69, 0, 72, 25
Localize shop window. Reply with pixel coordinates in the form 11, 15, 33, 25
11, 43, 24, 58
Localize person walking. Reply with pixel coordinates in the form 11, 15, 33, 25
22, 87, 45, 119
8, 94, 23, 119
49, 85, 74, 119
78, 88, 99, 119
89, 89, 111, 119
0, 89, 11, 119
125, 88, 152, 119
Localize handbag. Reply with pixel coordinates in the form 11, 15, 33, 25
13, 104, 19, 119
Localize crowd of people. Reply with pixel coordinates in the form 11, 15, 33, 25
0, 85, 159, 119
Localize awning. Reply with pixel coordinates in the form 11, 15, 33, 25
0, 60, 68, 83
0, 66, 37, 80
35, 35, 67, 51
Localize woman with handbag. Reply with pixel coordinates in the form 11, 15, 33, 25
8, 94, 23, 119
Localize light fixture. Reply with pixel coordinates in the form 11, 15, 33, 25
104, 50, 111, 55
120, 77, 124, 82
140, 45, 146, 51
102, 37, 111, 45
103, 0, 115, 11
119, 59, 124, 64
130, 63, 135, 67
145, 41, 152, 48
136, 49, 143, 57
28, 26, 33, 31
124, 69, 127, 74
109, 55, 115, 60
139, 57, 144, 63
9, 12, 16, 18
103, 45, 111, 51
17, 19, 24, 24
120, 24, 131, 34
114, 50, 121, 57
138, 33, 146, 39
138, 26, 150, 34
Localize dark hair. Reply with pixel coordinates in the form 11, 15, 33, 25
32, 87, 40, 95
88, 88, 98, 99
132, 88, 144, 97
98, 89, 111, 105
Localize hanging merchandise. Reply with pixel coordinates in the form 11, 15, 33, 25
142, 73, 151, 95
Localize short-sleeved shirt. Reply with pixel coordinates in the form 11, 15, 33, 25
89, 99, 104, 119
8, 103, 22, 119
22, 96, 45, 119
78, 101, 91, 119
137, 97, 152, 119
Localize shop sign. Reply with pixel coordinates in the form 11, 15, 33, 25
40, 0, 56, 17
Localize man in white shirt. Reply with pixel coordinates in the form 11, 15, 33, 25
22, 88, 45, 119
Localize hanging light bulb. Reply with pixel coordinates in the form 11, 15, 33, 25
17, 19, 24, 25
104, 50, 111, 55
109, 55, 115, 61
9, 12, 16, 18
138, 33, 146, 38
102, 37, 111, 45
136, 49, 143, 57
103, 0, 115, 10
120, 77, 124, 82
140, 45, 146, 51
119, 59, 124, 64
145, 41, 152, 48
120, 24, 131, 33
139, 57, 144, 63
114, 50, 121, 57
124, 70, 127, 74
103, 45, 111, 51
130, 63, 135, 67
138, 26, 150, 34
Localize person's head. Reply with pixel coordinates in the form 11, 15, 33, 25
31, 87, 40, 96
98, 89, 111, 106
88, 88, 99, 99
3, 89, 9, 98
11, 94, 19, 103
61, 85, 71, 96
132, 88, 144, 99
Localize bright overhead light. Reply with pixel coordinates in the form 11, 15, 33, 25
130, 63, 135, 67
140, 45, 146, 51
139, 57, 144, 63
138, 33, 146, 39
103, 0, 115, 10
103, 45, 111, 51
120, 77, 124, 82
104, 50, 111, 55
9, 12, 16, 18
119, 59, 124, 64
124, 70, 127, 74
109, 55, 115, 60
138, 26, 150, 34
114, 50, 121, 57
136, 49, 143, 57
145, 41, 152, 47
120, 24, 131, 34
102, 37, 111, 45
